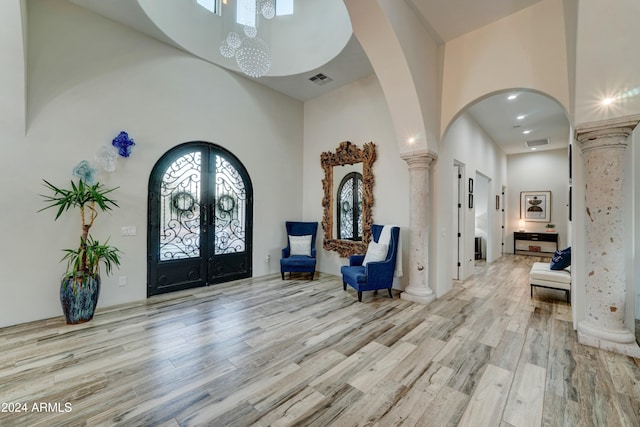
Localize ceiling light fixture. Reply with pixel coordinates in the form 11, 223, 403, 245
218, 0, 291, 78
517, 115, 526, 120
508, 94, 518, 101
522, 130, 532, 134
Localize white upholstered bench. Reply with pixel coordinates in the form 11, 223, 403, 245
529, 262, 571, 303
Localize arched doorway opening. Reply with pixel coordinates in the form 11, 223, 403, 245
147, 141, 253, 296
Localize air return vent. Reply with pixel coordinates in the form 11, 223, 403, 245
525, 138, 549, 148
309, 73, 334, 86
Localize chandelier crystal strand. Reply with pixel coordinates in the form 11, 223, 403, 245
261, 0, 275, 19
218, 0, 274, 78
235, 36, 271, 78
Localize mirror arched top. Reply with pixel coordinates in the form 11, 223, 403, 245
321, 141, 376, 257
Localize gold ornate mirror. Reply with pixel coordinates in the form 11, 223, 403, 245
321, 141, 376, 257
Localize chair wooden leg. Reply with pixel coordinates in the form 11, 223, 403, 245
281, 272, 285, 280
358, 291, 362, 302
343, 282, 346, 291
310, 271, 314, 280
388, 288, 393, 299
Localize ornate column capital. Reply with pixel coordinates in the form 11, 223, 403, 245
400, 150, 438, 169
576, 115, 640, 153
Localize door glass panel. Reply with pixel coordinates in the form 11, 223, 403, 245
339, 178, 354, 239
356, 178, 363, 238
160, 151, 201, 260
214, 154, 246, 254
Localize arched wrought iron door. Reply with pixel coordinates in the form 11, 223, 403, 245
336, 172, 363, 241
147, 142, 253, 296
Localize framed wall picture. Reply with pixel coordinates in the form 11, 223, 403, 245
469, 193, 474, 209
469, 178, 474, 193
520, 191, 551, 222
496, 195, 500, 211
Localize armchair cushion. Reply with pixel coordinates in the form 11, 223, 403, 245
289, 235, 312, 256
340, 265, 367, 285
362, 241, 388, 266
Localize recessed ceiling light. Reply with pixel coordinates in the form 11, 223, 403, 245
602, 97, 615, 105
517, 115, 526, 120
531, 147, 537, 150
508, 94, 518, 101
522, 130, 532, 134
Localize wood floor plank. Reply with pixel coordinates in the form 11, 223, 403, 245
0, 256, 638, 426
457, 364, 513, 427
502, 362, 546, 427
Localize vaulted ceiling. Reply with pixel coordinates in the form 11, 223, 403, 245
66, 0, 568, 154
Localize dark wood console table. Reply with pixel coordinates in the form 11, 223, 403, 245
514, 231, 558, 254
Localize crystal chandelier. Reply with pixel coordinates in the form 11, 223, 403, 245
219, 0, 276, 78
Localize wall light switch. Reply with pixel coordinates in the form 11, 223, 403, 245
121, 226, 137, 236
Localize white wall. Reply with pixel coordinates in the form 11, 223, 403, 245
436, 113, 507, 289
441, 0, 571, 135
506, 149, 569, 252
475, 173, 490, 260
303, 74, 410, 287
0, 0, 303, 327
574, 0, 640, 125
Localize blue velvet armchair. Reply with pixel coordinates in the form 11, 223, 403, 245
341, 224, 400, 302
280, 221, 318, 280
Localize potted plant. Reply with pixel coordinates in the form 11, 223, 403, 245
545, 223, 556, 232
39, 177, 122, 324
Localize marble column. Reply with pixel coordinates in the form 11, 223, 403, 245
400, 151, 437, 304
576, 116, 640, 358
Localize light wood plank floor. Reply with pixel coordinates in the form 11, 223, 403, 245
1, 255, 639, 426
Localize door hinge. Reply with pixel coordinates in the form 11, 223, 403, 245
458, 233, 461, 237
457, 262, 461, 267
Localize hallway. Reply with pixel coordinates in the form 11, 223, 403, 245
0, 255, 638, 426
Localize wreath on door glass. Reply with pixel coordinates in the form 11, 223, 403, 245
172, 191, 196, 213
217, 194, 235, 213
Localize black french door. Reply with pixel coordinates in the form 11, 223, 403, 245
147, 142, 253, 296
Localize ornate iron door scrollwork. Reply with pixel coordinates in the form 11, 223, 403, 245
148, 142, 253, 296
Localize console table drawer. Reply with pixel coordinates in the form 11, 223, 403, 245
514, 232, 558, 254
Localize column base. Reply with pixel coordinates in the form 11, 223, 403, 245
400, 289, 435, 305
578, 320, 640, 358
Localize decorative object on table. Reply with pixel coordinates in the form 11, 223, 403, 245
39, 163, 122, 324
520, 191, 551, 222
545, 223, 556, 232
112, 131, 135, 158
518, 219, 526, 232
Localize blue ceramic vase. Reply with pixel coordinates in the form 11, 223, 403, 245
59, 275, 101, 324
